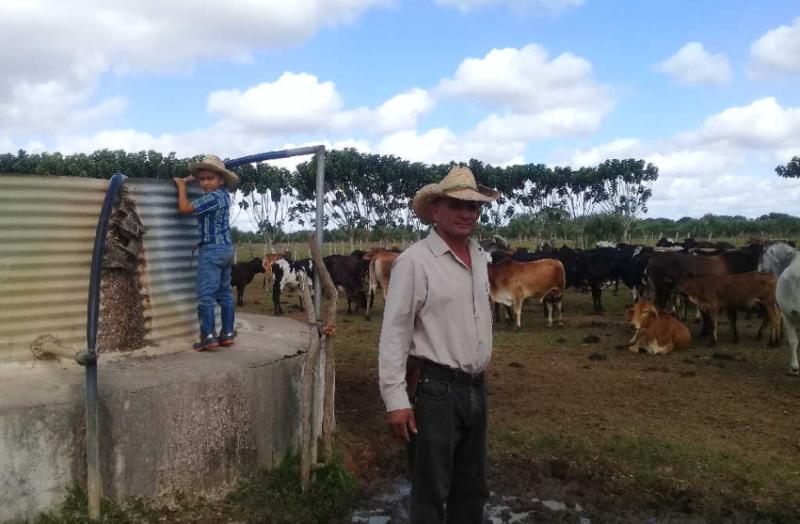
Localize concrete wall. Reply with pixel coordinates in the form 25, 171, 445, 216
0, 313, 308, 522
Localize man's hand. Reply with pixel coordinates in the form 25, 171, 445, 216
387, 408, 417, 442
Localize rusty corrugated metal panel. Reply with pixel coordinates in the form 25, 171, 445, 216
0, 175, 110, 362
125, 179, 202, 345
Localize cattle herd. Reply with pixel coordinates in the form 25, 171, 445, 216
230, 235, 800, 376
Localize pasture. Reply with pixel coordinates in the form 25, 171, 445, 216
234, 244, 800, 522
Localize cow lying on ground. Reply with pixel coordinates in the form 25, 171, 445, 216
364, 249, 400, 321
625, 299, 691, 355
271, 258, 314, 315
677, 272, 780, 346
231, 257, 265, 306
488, 258, 565, 328
759, 243, 800, 374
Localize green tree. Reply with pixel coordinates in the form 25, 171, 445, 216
776, 156, 800, 178
235, 162, 292, 251
596, 159, 659, 242
555, 166, 605, 248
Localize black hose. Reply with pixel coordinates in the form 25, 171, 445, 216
87, 173, 126, 351
81, 172, 125, 518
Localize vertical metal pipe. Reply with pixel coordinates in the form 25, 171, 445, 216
314, 148, 325, 317
83, 173, 126, 518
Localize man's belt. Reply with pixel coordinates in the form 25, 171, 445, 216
415, 357, 485, 387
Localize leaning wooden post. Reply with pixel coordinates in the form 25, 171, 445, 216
309, 237, 339, 462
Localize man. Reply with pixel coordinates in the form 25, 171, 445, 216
378, 165, 497, 523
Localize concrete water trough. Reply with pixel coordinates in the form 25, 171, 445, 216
0, 175, 309, 521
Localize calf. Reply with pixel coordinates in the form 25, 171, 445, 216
364, 250, 400, 321
271, 258, 314, 315
677, 272, 780, 346
625, 299, 691, 355
230, 257, 265, 306
323, 254, 368, 314
261, 252, 289, 291
487, 258, 565, 329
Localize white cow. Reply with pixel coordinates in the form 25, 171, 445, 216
759, 243, 800, 375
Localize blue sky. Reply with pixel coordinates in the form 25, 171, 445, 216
2, 0, 800, 226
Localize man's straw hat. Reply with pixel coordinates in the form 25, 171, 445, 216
188, 154, 238, 190
412, 165, 498, 224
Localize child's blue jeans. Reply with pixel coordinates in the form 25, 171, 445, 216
196, 244, 235, 338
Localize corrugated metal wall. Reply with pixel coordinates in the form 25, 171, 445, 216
0, 175, 204, 363
0, 176, 110, 362
126, 179, 201, 346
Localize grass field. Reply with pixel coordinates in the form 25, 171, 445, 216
233, 257, 800, 522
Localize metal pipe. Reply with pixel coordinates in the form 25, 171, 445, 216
314, 148, 325, 316
80, 172, 126, 519
224, 146, 327, 318
224, 146, 323, 168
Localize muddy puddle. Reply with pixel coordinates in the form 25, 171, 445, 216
350, 478, 591, 523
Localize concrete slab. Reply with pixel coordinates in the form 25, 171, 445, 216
0, 312, 308, 522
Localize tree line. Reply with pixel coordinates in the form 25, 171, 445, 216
3, 148, 799, 248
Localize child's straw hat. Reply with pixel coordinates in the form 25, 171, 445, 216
188, 154, 238, 190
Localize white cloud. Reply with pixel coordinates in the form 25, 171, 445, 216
0, 0, 390, 137
438, 44, 614, 141
207, 73, 434, 137
654, 42, 731, 86
686, 97, 800, 150
208, 73, 346, 135
376, 128, 525, 166
558, 97, 800, 219
436, 0, 582, 14
468, 107, 607, 142
749, 17, 800, 76
560, 98, 800, 179
372, 89, 436, 134
561, 138, 643, 168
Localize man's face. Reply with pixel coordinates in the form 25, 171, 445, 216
430, 197, 482, 239
196, 170, 225, 192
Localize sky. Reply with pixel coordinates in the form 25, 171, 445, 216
3, 0, 800, 229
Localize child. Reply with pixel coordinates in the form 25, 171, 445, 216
174, 154, 238, 351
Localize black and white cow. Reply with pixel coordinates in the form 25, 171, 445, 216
271, 258, 314, 315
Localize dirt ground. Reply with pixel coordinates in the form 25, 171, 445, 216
239, 276, 800, 523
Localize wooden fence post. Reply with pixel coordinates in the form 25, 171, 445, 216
299, 235, 339, 490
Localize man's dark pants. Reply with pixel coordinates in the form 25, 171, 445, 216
408, 366, 488, 524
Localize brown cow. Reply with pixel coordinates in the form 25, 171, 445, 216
625, 299, 691, 355
677, 272, 780, 346
647, 249, 762, 309
363, 249, 400, 320
487, 258, 565, 329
